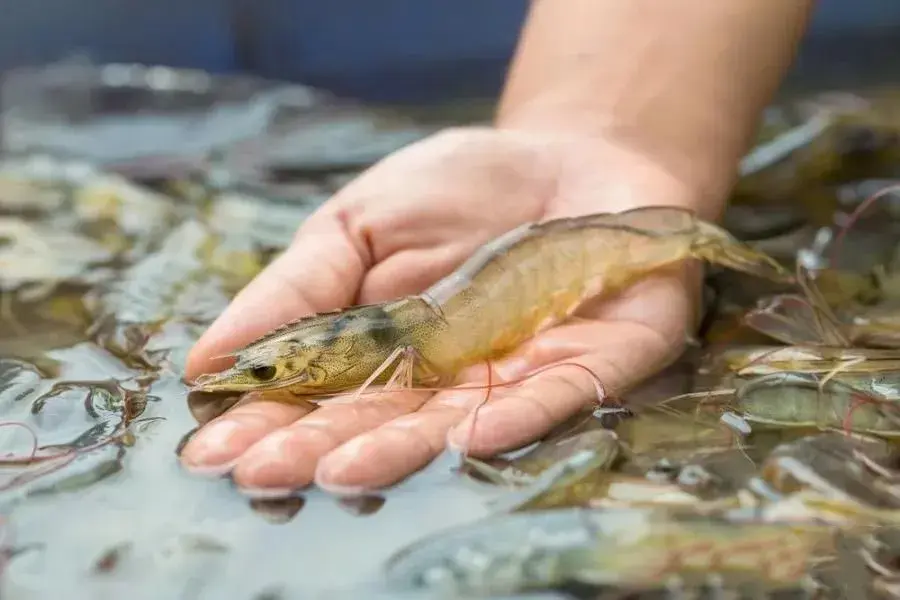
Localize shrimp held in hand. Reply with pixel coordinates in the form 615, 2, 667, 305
190, 206, 791, 401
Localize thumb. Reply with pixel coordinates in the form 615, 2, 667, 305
184, 213, 367, 381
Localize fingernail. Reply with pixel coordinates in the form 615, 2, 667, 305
313, 436, 371, 489
314, 451, 355, 484
236, 485, 298, 500
180, 459, 237, 477
445, 430, 463, 452
180, 420, 243, 467
445, 421, 470, 451
316, 479, 374, 496
443, 436, 464, 461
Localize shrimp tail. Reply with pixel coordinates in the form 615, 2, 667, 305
691, 222, 795, 284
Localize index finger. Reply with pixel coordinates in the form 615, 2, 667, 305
185, 215, 368, 380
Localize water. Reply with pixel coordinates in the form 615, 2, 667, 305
3, 57, 900, 599
0, 94, 497, 596
5, 453, 492, 599
0, 158, 504, 599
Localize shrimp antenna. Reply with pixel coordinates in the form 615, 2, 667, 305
450, 360, 609, 478
795, 262, 851, 347
831, 182, 900, 265
0, 421, 39, 464
428, 362, 607, 403
306, 361, 610, 403
0, 420, 82, 493
456, 360, 494, 467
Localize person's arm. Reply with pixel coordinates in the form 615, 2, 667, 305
497, 0, 816, 219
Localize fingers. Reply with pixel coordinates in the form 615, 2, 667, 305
195, 373, 491, 493
179, 401, 313, 473
184, 216, 366, 380
313, 387, 486, 491
195, 275, 689, 492
183, 261, 694, 493
227, 391, 431, 492
180, 315, 667, 492
222, 383, 491, 492
305, 308, 680, 491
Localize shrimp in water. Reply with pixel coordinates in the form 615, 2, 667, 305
191, 206, 792, 402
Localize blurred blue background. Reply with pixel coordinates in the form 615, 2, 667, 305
1, 0, 899, 103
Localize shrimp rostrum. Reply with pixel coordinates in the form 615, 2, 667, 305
191, 206, 792, 402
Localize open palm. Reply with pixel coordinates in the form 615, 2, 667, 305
180, 127, 700, 494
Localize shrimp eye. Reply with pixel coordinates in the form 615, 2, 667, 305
250, 365, 278, 381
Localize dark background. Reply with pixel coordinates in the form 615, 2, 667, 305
1, 0, 899, 103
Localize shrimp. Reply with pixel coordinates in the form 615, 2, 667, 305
709, 345, 900, 379
663, 372, 900, 439
464, 427, 620, 487
191, 206, 792, 401
484, 442, 727, 514
736, 372, 900, 437
744, 262, 900, 351
744, 263, 851, 347
755, 433, 900, 511
734, 94, 900, 225
383, 507, 833, 596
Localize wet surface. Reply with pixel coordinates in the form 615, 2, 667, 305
0, 64, 490, 599
7, 61, 900, 599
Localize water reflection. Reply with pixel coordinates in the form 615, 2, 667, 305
186, 390, 245, 426
249, 497, 306, 524
336, 495, 387, 517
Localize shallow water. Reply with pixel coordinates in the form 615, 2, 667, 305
0, 140, 516, 598
6, 453, 494, 599
0, 63, 514, 599
6, 60, 900, 599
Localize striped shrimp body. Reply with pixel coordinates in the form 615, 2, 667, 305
733, 372, 900, 438
662, 371, 900, 439
191, 206, 792, 401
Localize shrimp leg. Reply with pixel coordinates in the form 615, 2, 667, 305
331, 346, 446, 404
349, 346, 418, 402
381, 347, 421, 392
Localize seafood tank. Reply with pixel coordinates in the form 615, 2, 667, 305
7, 59, 900, 600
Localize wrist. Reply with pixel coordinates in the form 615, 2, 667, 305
492, 0, 816, 222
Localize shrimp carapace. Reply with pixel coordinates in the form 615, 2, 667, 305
190, 297, 448, 396
190, 206, 793, 400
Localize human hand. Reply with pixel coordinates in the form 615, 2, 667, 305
179, 126, 705, 494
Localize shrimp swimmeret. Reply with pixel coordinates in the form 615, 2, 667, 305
190, 206, 793, 402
